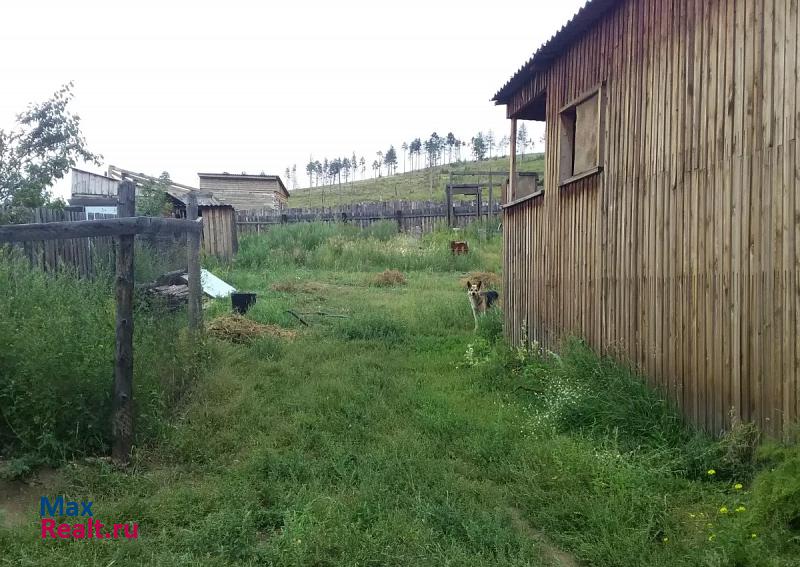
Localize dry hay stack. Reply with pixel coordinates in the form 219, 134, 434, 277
369, 269, 407, 287
270, 280, 328, 294
208, 314, 297, 343
459, 271, 501, 289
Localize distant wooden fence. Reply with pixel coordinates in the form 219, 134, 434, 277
237, 200, 501, 235
0, 207, 115, 278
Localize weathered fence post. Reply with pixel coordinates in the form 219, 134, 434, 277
395, 209, 403, 232
112, 180, 135, 465
186, 193, 203, 332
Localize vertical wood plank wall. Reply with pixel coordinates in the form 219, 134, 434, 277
503, 0, 799, 437
200, 207, 238, 261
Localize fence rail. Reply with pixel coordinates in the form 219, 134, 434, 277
0, 207, 116, 278
0, 185, 203, 465
237, 200, 501, 235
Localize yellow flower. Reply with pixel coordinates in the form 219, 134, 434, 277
719, 507, 729, 514
735, 506, 746, 513
751, 533, 758, 539
708, 534, 716, 541
707, 469, 716, 476
734, 483, 743, 490
662, 536, 669, 543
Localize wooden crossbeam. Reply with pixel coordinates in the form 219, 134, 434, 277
0, 216, 202, 243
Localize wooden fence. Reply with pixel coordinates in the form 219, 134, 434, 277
237, 200, 501, 235
0, 184, 203, 465
0, 207, 115, 278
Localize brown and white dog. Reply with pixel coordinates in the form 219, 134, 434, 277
466, 280, 499, 330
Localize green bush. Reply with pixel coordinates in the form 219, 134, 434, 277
751, 447, 800, 533
475, 309, 503, 343
0, 254, 200, 467
479, 339, 715, 475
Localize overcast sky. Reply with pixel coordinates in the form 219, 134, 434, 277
0, 0, 585, 199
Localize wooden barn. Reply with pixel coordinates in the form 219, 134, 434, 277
71, 167, 238, 260
494, 0, 800, 437
198, 172, 289, 212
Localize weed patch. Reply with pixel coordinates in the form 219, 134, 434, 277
0, 254, 199, 467
334, 312, 408, 344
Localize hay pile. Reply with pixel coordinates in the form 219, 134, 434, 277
208, 314, 297, 343
369, 269, 407, 287
270, 280, 327, 294
459, 271, 501, 289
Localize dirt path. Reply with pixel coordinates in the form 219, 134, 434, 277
0, 468, 59, 528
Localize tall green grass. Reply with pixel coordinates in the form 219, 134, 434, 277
236, 220, 501, 273
0, 252, 200, 471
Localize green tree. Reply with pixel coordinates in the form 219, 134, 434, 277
0, 82, 102, 207
409, 138, 421, 170
471, 132, 488, 160
486, 130, 495, 160
315, 161, 323, 186
306, 160, 316, 186
517, 123, 529, 159
423, 133, 441, 169
446, 132, 457, 163
342, 158, 351, 183
401, 141, 408, 173
384, 146, 397, 175
136, 171, 173, 217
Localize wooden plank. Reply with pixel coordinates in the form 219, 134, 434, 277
112, 181, 135, 465
187, 193, 203, 332
0, 216, 201, 243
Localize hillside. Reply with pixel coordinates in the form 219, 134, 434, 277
287, 154, 544, 208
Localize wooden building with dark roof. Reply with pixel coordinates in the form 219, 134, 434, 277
494, 0, 799, 437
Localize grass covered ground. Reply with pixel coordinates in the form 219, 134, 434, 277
287, 154, 545, 208
1, 222, 799, 566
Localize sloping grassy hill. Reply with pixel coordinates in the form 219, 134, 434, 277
288, 154, 545, 208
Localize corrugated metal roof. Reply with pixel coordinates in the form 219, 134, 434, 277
492, 0, 621, 104
107, 165, 231, 208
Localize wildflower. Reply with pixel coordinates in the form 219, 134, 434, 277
734, 483, 743, 490
751, 533, 758, 539
689, 513, 696, 518
662, 536, 669, 543
719, 507, 729, 514
708, 534, 716, 541
735, 506, 746, 513
707, 469, 716, 476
